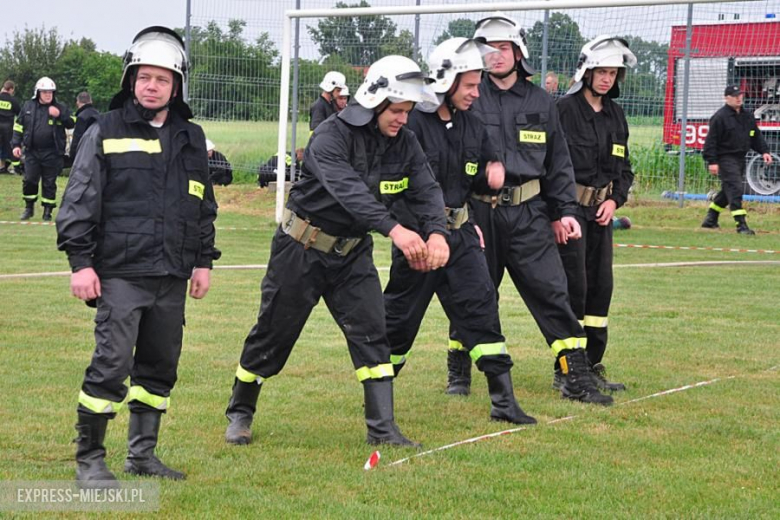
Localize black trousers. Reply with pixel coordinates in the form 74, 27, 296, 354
460, 197, 586, 354
23, 148, 63, 207
384, 223, 512, 377
712, 154, 746, 212
80, 276, 187, 413
238, 228, 392, 381
557, 214, 613, 365
0, 123, 12, 164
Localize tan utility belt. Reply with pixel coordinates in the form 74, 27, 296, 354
471, 179, 541, 207
576, 182, 612, 207
445, 204, 469, 230
281, 208, 362, 257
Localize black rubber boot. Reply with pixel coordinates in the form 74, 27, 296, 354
486, 371, 537, 424
735, 216, 755, 235
560, 349, 614, 406
124, 411, 185, 480
446, 349, 472, 396
225, 379, 261, 445
552, 368, 565, 391
590, 363, 626, 392
74, 412, 119, 489
20, 202, 34, 221
701, 209, 720, 229
42, 205, 53, 222
364, 380, 420, 448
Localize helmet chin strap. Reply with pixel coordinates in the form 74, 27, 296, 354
444, 75, 463, 115
130, 73, 177, 121
489, 62, 518, 80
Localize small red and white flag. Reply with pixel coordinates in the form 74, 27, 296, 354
364, 451, 381, 471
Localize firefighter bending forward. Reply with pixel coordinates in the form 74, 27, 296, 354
56, 27, 220, 488
224, 56, 449, 448
384, 37, 536, 425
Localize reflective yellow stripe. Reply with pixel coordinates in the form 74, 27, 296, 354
469, 342, 507, 362
23, 194, 38, 201
550, 337, 586, 355
612, 144, 625, 158
71, 115, 78, 122
355, 363, 394, 382
583, 315, 608, 328
189, 180, 204, 200
285, 154, 292, 166
448, 339, 465, 351
379, 177, 409, 194
709, 202, 725, 213
731, 209, 747, 217
127, 385, 169, 410
0, 100, 11, 110
14, 123, 23, 133
103, 138, 162, 155
390, 354, 407, 365
465, 162, 478, 175
11, 161, 20, 166
78, 390, 123, 414
40, 197, 56, 205
519, 130, 546, 144
750, 130, 755, 136
578, 319, 585, 327
236, 365, 263, 384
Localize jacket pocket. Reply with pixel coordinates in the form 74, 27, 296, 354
100, 217, 155, 268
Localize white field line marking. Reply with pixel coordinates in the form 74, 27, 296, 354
386, 373, 747, 468
3, 260, 780, 280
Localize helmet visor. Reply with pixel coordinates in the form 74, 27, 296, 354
458, 39, 501, 72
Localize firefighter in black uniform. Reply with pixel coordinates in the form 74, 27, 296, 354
384, 38, 536, 425
12, 77, 74, 221
56, 26, 220, 488
0, 80, 21, 173
309, 70, 346, 132
69, 91, 100, 163
555, 36, 638, 393
463, 13, 612, 405
224, 55, 449, 448
701, 84, 773, 235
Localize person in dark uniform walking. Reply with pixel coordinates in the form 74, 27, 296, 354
12, 77, 74, 221
224, 55, 449, 448
701, 84, 772, 234
555, 36, 637, 393
309, 71, 346, 132
461, 12, 613, 406
56, 26, 220, 488
68, 91, 100, 163
0, 80, 21, 173
384, 38, 536, 425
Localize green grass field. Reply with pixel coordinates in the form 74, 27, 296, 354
0, 176, 778, 517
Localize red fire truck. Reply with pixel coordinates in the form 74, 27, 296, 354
662, 19, 780, 195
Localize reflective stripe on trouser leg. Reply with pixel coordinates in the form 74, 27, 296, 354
550, 337, 587, 356
709, 202, 725, 212
448, 339, 466, 351
127, 385, 169, 410
731, 209, 747, 217
469, 342, 507, 362
78, 390, 124, 414
356, 364, 394, 382
236, 365, 264, 384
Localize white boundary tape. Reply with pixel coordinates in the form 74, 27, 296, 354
384, 370, 770, 469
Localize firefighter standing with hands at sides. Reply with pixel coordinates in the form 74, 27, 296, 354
453, 12, 613, 405
12, 77, 74, 221
701, 84, 772, 234
554, 36, 637, 393
0, 80, 21, 173
56, 26, 220, 488
223, 56, 449, 448
310, 70, 346, 131
384, 38, 536, 425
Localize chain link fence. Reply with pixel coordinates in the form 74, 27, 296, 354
187, 0, 780, 204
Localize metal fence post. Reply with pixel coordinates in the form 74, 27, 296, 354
541, 9, 549, 85
290, 0, 302, 183
677, 3, 695, 208
414, 0, 421, 61
184, 0, 191, 102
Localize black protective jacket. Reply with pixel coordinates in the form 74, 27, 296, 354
12, 99, 74, 153
69, 103, 100, 160
56, 99, 220, 279
471, 75, 578, 218
557, 92, 634, 209
702, 104, 769, 164
0, 92, 21, 126
208, 150, 233, 186
395, 107, 497, 230
288, 104, 447, 239
309, 95, 337, 132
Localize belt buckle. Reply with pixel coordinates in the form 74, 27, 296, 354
333, 237, 348, 255
500, 189, 512, 204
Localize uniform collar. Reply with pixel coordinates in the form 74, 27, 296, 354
573, 90, 614, 120
483, 73, 528, 97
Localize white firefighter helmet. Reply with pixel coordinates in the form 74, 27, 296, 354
427, 37, 499, 94
354, 55, 435, 109
120, 26, 188, 93
319, 71, 347, 92
33, 77, 56, 99
473, 13, 530, 61
567, 36, 637, 97
338, 85, 350, 97
205, 139, 215, 151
